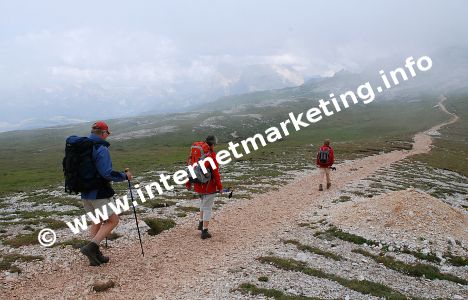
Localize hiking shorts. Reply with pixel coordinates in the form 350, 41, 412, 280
82, 198, 116, 216
319, 167, 331, 183
199, 193, 216, 221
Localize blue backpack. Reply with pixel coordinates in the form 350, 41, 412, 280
62, 136, 109, 194
318, 146, 331, 166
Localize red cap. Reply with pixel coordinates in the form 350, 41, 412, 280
92, 121, 111, 134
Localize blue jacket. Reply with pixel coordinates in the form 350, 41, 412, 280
81, 134, 127, 200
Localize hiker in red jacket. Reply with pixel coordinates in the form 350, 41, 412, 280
316, 139, 334, 191
186, 135, 223, 239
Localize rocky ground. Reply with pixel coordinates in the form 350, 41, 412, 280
0, 98, 467, 299
326, 189, 467, 254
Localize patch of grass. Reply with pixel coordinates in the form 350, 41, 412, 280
369, 182, 385, 189
235, 283, 322, 300
142, 199, 176, 209
258, 276, 269, 282
13, 209, 81, 219
332, 195, 351, 203
254, 169, 285, 178
143, 217, 176, 236
43, 218, 68, 230
297, 222, 319, 230
22, 225, 35, 231
1, 217, 69, 229
351, 191, 366, 197
258, 256, 410, 299
0, 253, 44, 273
400, 248, 441, 264
8, 265, 21, 273
284, 240, 342, 261
0, 215, 18, 221
312, 218, 326, 224
317, 226, 380, 247
54, 238, 89, 249
26, 195, 83, 208
312, 231, 334, 241
381, 244, 446, 265
175, 206, 199, 213
4, 231, 41, 247
176, 212, 187, 217
444, 253, 468, 267
352, 249, 467, 285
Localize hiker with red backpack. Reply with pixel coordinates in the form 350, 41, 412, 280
316, 139, 334, 191
185, 135, 223, 239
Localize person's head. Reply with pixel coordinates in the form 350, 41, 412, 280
205, 135, 217, 149
91, 121, 111, 140
324, 139, 330, 146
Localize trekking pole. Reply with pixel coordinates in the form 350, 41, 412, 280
125, 168, 144, 257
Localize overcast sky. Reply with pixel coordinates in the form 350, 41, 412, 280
0, 0, 467, 131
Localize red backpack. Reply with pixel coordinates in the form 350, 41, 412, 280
186, 141, 212, 183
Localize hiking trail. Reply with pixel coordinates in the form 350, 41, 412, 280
2, 95, 463, 299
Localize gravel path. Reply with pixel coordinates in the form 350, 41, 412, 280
1, 96, 462, 299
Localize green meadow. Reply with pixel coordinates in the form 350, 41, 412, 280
0, 92, 453, 196
412, 93, 468, 177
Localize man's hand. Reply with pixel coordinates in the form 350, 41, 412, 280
125, 169, 133, 181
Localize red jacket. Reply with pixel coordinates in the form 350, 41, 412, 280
186, 151, 223, 194
316, 145, 334, 167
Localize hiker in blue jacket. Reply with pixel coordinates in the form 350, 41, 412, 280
78, 121, 133, 266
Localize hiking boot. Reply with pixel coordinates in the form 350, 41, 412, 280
97, 247, 109, 264
319, 184, 323, 191
201, 229, 212, 240
327, 182, 331, 189
197, 221, 203, 231
80, 242, 101, 266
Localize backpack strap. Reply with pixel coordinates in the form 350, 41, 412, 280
87, 138, 110, 181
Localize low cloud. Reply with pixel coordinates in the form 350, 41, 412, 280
0, 0, 466, 131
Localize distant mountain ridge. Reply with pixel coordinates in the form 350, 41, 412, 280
1, 47, 467, 135
0, 63, 309, 133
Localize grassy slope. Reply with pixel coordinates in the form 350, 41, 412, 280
0, 94, 447, 196
412, 92, 468, 176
